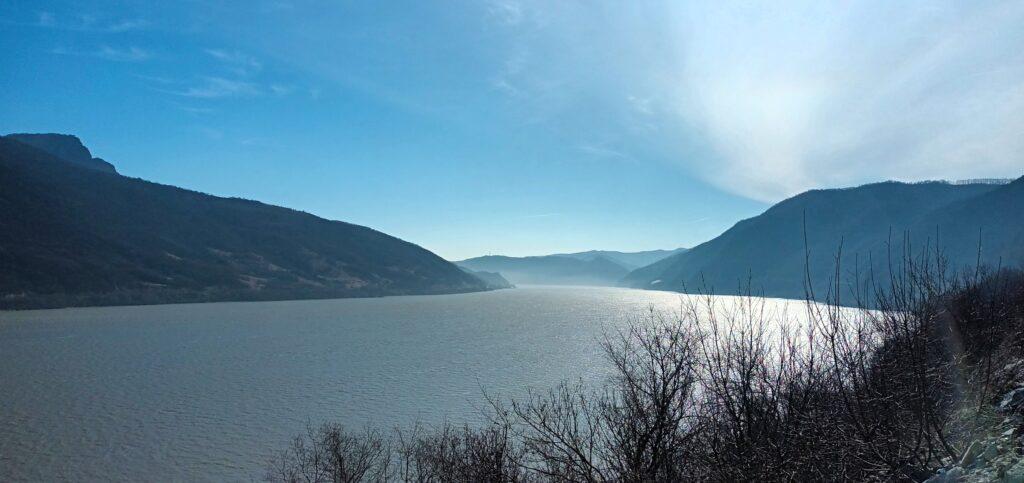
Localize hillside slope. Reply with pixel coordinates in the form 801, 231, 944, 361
0, 135, 490, 309
623, 180, 1023, 300
459, 267, 515, 290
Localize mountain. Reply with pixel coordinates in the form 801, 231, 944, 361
913, 177, 1024, 268
554, 248, 688, 270
456, 254, 631, 286
0, 134, 492, 309
6, 133, 117, 174
459, 267, 515, 290
623, 179, 1024, 300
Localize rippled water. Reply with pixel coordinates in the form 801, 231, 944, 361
0, 286, 812, 482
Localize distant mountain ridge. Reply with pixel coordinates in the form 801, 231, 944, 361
553, 248, 688, 270
0, 134, 494, 309
622, 178, 1024, 300
455, 249, 685, 286
459, 267, 515, 290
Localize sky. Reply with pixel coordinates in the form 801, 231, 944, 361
2, 1, 1023, 260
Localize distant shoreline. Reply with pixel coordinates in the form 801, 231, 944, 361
0, 285, 511, 312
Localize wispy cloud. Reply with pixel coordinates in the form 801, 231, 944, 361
136, 49, 282, 101
134, 74, 174, 84
490, 1, 1024, 202
36, 12, 148, 33
195, 126, 225, 140
180, 106, 216, 115
52, 45, 151, 62
627, 95, 654, 117
171, 77, 260, 98
270, 84, 295, 96
489, 0, 525, 25
491, 51, 528, 97
579, 144, 635, 163
205, 49, 262, 75
95, 45, 150, 61
37, 12, 56, 28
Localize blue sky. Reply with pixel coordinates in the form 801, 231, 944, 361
2, 1, 1022, 260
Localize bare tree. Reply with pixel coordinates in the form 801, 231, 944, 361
394, 421, 527, 483
266, 423, 392, 483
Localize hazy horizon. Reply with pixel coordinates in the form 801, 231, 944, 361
2, 1, 1023, 260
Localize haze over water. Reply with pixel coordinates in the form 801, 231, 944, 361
0, 286, 821, 481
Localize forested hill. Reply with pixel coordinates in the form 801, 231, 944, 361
0, 134, 491, 309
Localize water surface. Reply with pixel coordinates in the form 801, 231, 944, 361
0, 286, 808, 481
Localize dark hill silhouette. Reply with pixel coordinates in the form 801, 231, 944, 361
623, 179, 1023, 300
6, 133, 117, 173
0, 135, 490, 309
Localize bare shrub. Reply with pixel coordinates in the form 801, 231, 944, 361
266, 423, 392, 483
394, 421, 527, 483
509, 310, 701, 482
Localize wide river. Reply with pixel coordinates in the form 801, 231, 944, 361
0, 286, 812, 482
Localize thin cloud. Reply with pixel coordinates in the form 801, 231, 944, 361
491, 51, 529, 97
37, 12, 56, 28
579, 144, 635, 162
205, 49, 262, 75
95, 45, 151, 61
627, 95, 654, 116
180, 106, 216, 115
489, 0, 525, 25
195, 126, 225, 140
134, 74, 174, 84
95, 18, 148, 33
492, 77, 523, 97
36, 12, 148, 32
51, 45, 151, 62
171, 77, 261, 98
491, 1, 1024, 202
269, 84, 295, 96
